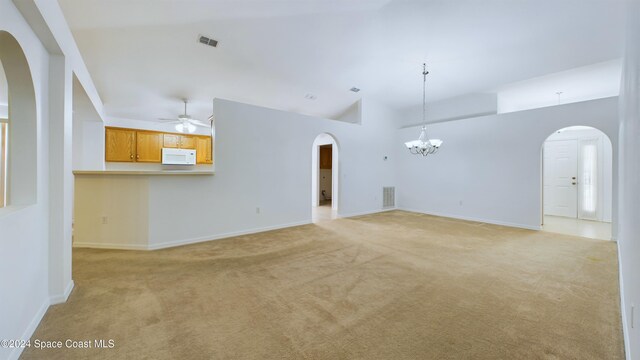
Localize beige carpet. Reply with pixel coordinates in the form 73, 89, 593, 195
22, 211, 624, 359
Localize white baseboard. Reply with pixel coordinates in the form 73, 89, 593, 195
72, 209, 403, 251
617, 241, 631, 360
8, 298, 49, 360
338, 207, 397, 219
50, 280, 74, 305
71, 209, 403, 251
149, 220, 312, 250
73, 242, 148, 250
73, 221, 313, 251
399, 207, 541, 231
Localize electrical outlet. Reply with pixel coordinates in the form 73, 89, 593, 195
101, 216, 108, 225
459, 200, 463, 206
256, 207, 260, 214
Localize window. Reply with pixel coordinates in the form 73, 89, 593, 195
0, 121, 6, 207
579, 139, 598, 219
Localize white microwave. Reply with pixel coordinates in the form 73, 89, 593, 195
162, 148, 196, 165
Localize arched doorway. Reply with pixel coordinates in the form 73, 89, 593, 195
541, 126, 613, 240
0, 31, 38, 208
311, 133, 338, 222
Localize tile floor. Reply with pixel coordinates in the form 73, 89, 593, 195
542, 215, 612, 241
312, 203, 337, 223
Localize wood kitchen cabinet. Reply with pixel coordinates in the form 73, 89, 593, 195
106, 126, 213, 164
196, 136, 213, 164
179, 135, 196, 149
105, 127, 136, 162
163, 134, 196, 150
163, 134, 179, 148
136, 131, 163, 162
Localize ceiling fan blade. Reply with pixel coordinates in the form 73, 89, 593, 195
157, 118, 180, 122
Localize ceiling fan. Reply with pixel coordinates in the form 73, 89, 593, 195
158, 99, 210, 133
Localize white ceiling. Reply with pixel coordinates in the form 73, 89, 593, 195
57, 0, 626, 123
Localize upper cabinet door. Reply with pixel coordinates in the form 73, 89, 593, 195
105, 128, 136, 162
196, 136, 213, 164
136, 131, 163, 162
179, 135, 197, 149
163, 134, 180, 148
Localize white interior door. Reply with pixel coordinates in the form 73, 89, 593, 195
544, 140, 578, 218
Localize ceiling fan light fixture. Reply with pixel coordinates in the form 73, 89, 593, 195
175, 120, 196, 134
161, 99, 210, 133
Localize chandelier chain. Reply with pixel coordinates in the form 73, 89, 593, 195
422, 63, 429, 127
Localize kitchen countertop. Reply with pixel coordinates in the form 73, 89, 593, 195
73, 170, 215, 176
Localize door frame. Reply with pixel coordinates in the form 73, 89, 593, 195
541, 126, 613, 225
311, 133, 339, 212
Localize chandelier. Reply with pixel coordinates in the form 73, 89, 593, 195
405, 63, 442, 156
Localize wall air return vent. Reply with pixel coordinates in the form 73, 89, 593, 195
198, 35, 218, 48
383, 187, 395, 208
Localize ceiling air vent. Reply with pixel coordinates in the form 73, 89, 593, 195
350, 87, 361, 93
198, 35, 218, 48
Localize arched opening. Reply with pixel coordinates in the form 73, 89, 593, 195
311, 133, 338, 222
541, 126, 613, 240
0, 31, 38, 208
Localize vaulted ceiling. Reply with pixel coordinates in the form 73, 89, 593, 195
58, 0, 626, 123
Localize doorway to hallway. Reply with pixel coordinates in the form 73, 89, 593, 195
312, 133, 338, 223
542, 126, 613, 239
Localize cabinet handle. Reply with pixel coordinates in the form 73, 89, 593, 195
130, 154, 133, 159
136, 154, 140, 160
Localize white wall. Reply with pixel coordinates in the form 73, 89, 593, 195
72, 76, 104, 171
497, 59, 622, 114
145, 97, 396, 246
396, 97, 618, 231
0, 2, 52, 360
544, 127, 613, 222
397, 92, 497, 128
617, 0, 640, 358
79, 121, 104, 170
74, 175, 149, 249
